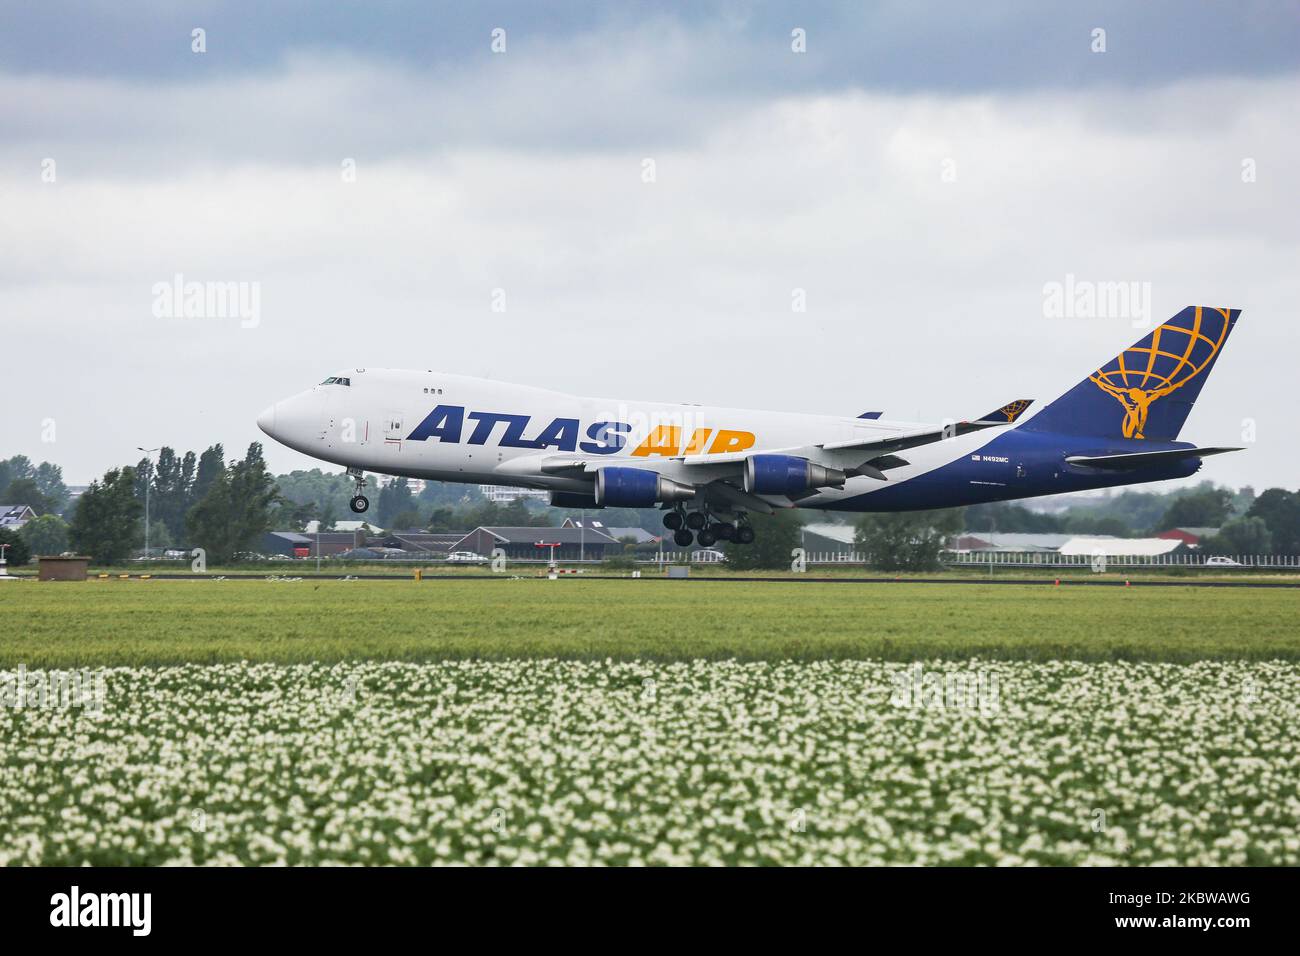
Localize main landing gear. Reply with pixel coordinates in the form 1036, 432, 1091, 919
663, 507, 754, 547
348, 468, 370, 514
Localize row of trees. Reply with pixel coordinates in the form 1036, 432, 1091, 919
273, 467, 665, 535
49, 443, 278, 565
963, 482, 1300, 556
963, 481, 1255, 538
718, 486, 1300, 572
0, 456, 70, 515
273, 470, 480, 531
7, 442, 1299, 570
717, 510, 962, 572
0, 456, 73, 566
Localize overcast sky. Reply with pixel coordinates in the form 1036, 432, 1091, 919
2, 2, 1297, 489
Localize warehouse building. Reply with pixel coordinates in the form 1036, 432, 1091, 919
452, 525, 619, 561
376, 532, 464, 556
561, 518, 659, 545
262, 530, 369, 557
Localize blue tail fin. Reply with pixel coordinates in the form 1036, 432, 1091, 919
976, 398, 1034, 424
1021, 306, 1240, 441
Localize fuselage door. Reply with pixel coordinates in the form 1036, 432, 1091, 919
384, 411, 404, 445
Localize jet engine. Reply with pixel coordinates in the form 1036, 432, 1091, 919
594, 467, 695, 508
743, 455, 846, 496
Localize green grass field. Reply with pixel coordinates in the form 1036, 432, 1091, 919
5, 578, 1299, 865
4, 577, 1298, 666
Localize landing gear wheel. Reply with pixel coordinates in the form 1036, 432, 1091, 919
350, 495, 370, 514
686, 511, 707, 530
663, 511, 684, 531
673, 529, 694, 548
713, 523, 735, 541
735, 525, 755, 545
697, 528, 718, 547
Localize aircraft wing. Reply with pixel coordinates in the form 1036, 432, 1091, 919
534, 405, 1031, 487
537, 427, 964, 483
817, 419, 1003, 454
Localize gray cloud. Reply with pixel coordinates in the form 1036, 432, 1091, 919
3, 1, 1298, 90
0, 8, 1297, 492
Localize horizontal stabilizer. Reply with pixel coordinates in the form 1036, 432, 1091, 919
1065, 446, 1243, 471
976, 398, 1033, 424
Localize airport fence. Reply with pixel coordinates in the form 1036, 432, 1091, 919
944, 552, 1300, 570
645, 550, 1300, 569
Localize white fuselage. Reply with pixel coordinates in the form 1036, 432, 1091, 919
257, 368, 1007, 511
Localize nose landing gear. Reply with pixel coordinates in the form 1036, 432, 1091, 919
347, 468, 370, 513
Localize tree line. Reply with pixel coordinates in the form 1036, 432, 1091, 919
0, 445, 277, 566
3, 449, 1299, 570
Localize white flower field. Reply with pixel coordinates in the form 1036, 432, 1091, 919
2, 659, 1296, 866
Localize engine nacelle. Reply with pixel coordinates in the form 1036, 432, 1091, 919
549, 490, 601, 509
743, 455, 846, 496
594, 467, 695, 508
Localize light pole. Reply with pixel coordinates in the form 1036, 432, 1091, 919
137, 446, 160, 560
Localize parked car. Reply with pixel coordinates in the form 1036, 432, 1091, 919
337, 547, 382, 560
446, 551, 488, 563
1205, 556, 1243, 567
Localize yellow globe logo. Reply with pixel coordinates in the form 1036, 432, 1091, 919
1089, 307, 1232, 439
996, 399, 1031, 422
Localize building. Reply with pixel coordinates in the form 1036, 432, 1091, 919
261, 531, 313, 557
479, 484, 549, 504
262, 531, 369, 557
0, 504, 37, 531
453, 525, 619, 561
952, 531, 1185, 559
1157, 527, 1220, 548
1057, 536, 1184, 557
376, 532, 464, 556
951, 532, 1075, 553
801, 522, 859, 555
561, 518, 658, 545
304, 519, 382, 535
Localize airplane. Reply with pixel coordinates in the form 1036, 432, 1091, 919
257, 306, 1242, 547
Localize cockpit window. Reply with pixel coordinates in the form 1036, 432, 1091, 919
319, 376, 352, 386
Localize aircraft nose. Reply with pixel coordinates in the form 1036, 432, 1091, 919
256, 403, 277, 436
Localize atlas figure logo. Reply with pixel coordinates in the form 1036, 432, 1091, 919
406, 405, 756, 457
1089, 306, 1232, 439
